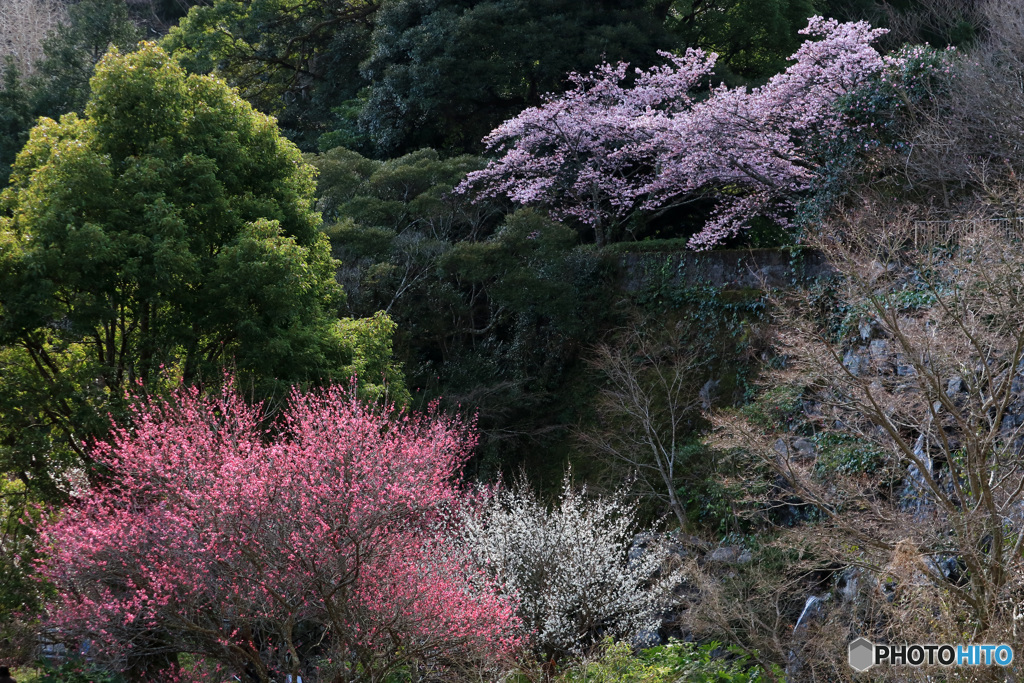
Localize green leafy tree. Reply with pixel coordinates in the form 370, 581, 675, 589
666, 0, 817, 83
359, 0, 672, 154
315, 146, 496, 319
164, 0, 378, 148
315, 147, 612, 474
31, 0, 142, 117
0, 39, 405, 548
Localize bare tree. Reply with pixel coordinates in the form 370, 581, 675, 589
884, 0, 1024, 211
882, 0, 983, 48
0, 0, 65, 76
581, 324, 710, 531
714, 198, 1024, 665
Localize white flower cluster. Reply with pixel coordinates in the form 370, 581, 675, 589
462, 479, 683, 655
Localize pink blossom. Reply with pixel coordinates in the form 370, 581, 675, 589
459, 17, 888, 249
37, 381, 522, 681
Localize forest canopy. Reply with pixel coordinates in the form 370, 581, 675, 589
4, 0, 1023, 680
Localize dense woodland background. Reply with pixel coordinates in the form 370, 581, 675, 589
2, 0, 1024, 681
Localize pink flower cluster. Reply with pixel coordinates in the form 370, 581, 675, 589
37, 382, 521, 680
459, 17, 888, 249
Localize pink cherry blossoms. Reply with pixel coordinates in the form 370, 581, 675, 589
458, 17, 889, 249
37, 383, 521, 682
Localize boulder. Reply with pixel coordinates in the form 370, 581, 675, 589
709, 545, 747, 564
843, 346, 867, 376
791, 438, 817, 460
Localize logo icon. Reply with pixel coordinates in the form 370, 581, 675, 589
849, 637, 875, 672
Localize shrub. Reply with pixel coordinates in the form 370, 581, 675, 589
556, 639, 777, 683
37, 381, 520, 682
462, 478, 682, 657
739, 383, 805, 431
813, 432, 887, 476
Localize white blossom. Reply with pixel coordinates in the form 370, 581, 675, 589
461, 478, 683, 655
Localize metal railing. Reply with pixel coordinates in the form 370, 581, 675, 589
911, 216, 1024, 250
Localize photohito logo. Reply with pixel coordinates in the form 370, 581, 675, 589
848, 638, 1014, 672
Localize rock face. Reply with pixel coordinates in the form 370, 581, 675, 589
708, 545, 752, 565
627, 531, 699, 646
774, 437, 817, 460
843, 346, 866, 376
787, 594, 833, 679
868, 339, 889, 362
628, 531, 691, 570
791, 438, 817, 459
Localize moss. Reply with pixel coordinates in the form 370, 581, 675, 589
740, 383, 805, 430
813, 433, 887, 476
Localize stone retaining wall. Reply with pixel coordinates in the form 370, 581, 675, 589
616, 247, 833, 291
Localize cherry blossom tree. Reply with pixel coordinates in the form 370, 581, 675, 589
36, 382, 521, 683
458, 17, 889, 248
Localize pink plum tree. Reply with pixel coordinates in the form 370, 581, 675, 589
458, 17, 889, 248
36, 382, 521, 683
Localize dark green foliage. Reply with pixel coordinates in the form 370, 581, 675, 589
164, 0, 375, 149
316, 146, 488, 233
818, 0, 882, 22
0, 61, 32, 186
740, 216, 794, 248
127, 0, 206, 35
441, 211, 601, 341
318, 89, 375, 154
813, 432, 887, 476
32, 0, 142, 117
638, 277, 768, 395
359, 0, 672, 154
0, 476, 46, 655
315, 147, 616, 474
429, 212, 611, 473
666, 0, 817, 83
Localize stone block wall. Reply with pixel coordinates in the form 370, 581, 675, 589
615, 247, 833, 292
